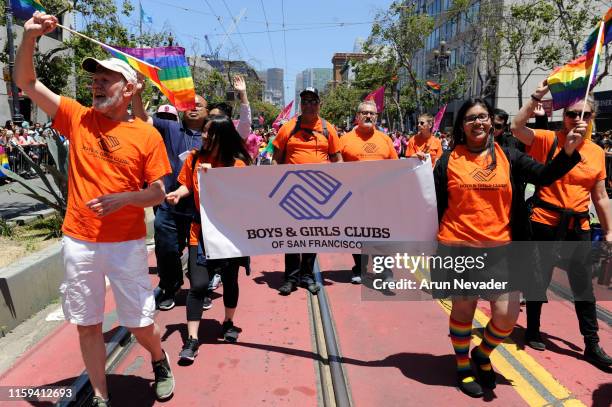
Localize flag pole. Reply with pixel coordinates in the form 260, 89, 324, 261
580, 19, 605, 120
55, 23, 160, 71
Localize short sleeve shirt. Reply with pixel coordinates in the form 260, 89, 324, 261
339, 128, 398, 161
53, 97, 171, 242
177, 153, 246, 245
405, 135, 443, 167
272, 116, 340, 164
527, 129, 606, 230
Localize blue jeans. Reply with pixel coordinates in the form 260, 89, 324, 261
154, 205, 191, 294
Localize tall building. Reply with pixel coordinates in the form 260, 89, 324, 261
331, 53, 369, 87
294, 68, 333, 107
265, 68, 284, 107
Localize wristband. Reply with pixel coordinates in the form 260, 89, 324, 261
531, 94, 542, 102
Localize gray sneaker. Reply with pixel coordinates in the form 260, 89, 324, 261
351, 275, 362, 284
211, 274, 222, 290
152, 350, 175, 400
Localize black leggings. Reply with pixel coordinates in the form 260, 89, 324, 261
186, 246, 240, 322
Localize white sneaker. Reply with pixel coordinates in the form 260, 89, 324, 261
211, 274, 222, 290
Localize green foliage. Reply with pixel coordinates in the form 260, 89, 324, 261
194, 69, 228, 105
0, 218, 15, 237
251, 100, 280, 126
320, 84, 366, 127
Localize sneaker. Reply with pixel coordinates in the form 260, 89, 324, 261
278, 281, 297, 296
152, 350, 175, 400
211, 274, 222, 290
457, 372, 483, 398
202, 297, 213, 310
221, 320, 241, 343
584, 344, 612, 369
179, 337, 199, 365
157, 292, 175, 311
92, 396, 111, 407
525, 331, 546, 351
351, 275, 362, 284
471, 348, 496, 389
381, 269, 394, 283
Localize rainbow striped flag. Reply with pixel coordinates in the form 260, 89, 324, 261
106, 46, 196, 111
0, 145, 9, 179
426, 80, 441, 94
583, 7, 611, 53
548, 18, 606, 111
10, 0, 45, 20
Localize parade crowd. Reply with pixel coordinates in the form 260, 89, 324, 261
5, 11, 612, 406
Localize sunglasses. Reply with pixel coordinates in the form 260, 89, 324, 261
564, 110, 592, 120
359, 111, 377, 116
493, 123, 505, 130
418, 121, 431, 126
301, 99, 319, 106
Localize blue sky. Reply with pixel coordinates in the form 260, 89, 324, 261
119, 0, 393, 103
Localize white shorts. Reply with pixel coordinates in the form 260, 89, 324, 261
60, 236, 155, 328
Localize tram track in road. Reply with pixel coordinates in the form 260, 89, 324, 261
310, 256, 352, 407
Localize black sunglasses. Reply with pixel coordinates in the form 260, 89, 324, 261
565, 110, 592, 120
493, 123, 505, 130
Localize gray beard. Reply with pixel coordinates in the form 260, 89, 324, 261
92, 90, 123, 112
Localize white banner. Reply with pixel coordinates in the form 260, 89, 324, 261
198, 159, 438, 259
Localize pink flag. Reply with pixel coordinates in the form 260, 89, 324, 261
365, 86, 385, 113
258, 115, 265, 126
272, 100, 294, 131
432, 104, 447, 133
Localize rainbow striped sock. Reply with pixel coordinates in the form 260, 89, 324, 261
474, 320, 513, 370
450, 317, 473, 375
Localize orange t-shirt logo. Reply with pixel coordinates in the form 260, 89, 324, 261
98, 135, 122, 153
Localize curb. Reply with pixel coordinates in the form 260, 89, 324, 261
0, 242, 63, 335
0, 208, 156, 335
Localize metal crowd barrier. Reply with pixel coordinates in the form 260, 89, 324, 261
3, 144, 51, 178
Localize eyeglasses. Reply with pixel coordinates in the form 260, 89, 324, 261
464, 113, 490, 124
359, 111, 377, 116
493, 123, 505, 130
418, 121, 431, 126
301, 99, 319, 106
564, 110, 592, 120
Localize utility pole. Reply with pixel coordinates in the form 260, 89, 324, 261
5, 2, 24, 124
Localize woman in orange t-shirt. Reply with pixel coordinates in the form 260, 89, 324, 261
512, 81, 612, 370
434, 98, 582, 398
166, 115, 251, 364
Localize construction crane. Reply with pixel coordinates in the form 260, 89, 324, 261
203, 8, 247, 60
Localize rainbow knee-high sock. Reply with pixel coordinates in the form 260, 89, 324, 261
474, 320, 513, 370
449, 317, 473, 375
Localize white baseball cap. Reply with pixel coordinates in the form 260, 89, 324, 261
157, 104, 178, 117
81, 57, 137, 84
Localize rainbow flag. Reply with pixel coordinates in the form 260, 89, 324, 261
106, 46, 196, 111
426, 80, 441, 94
583, 7, 611, 53
0, 145, 9, 178
548, 19, 605, 110
10, 0, 45, 20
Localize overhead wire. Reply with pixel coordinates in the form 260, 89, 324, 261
220, 0, 253, 60
201, 0, 242, 59
281, 0, 289, 99
259, 0, 278, 67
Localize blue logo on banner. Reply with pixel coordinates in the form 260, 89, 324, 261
269, 170, 352, 220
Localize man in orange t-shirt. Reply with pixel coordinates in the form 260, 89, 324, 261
405, 113, 443, 167
339, 100, 397, 283
15, 13, 175, 404
272, 87, 342, 296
